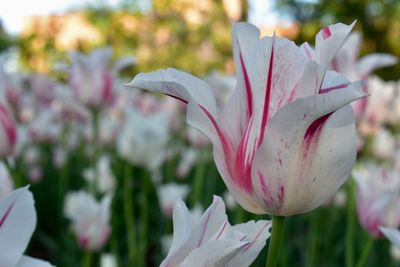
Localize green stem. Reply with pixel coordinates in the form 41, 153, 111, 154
355, 236, 374, 267
83, 251, 93, 267
308, 212, 319, 267
139, 170, 150, 267
123, 162, 137, 266
266, 216, 285, 267
346, 179, 356, 267
191, 153, 205, 206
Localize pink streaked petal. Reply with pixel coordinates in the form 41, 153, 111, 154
259, 34, 275, 146
238, 45, 253, 117
253, 84, 365, 215
320, 83, 349, 94
322, 26, 332, 40
0, 187, 37, 267
0, 104, 17, 146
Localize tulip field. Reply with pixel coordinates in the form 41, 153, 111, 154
1, 1, 400, 267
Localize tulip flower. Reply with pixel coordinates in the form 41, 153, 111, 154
161, 195, 271, 267
371, 128, 395, 160
64, 191, 112, 251
69, 47, 136, 109
0, 102, 17, 158
0, 187, 53, 267
83, 155, 116, 194
353, 164, 400, 237
117, 107, 169, 170
328, 32, 397, 119
127, 21, 366, 216
157, 183, 190, 217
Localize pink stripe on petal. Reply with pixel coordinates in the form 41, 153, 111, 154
196, 205, 213, 247
322, 27, 332, 40
234, 122, 255, 192
198, 105, 232, 159
164, 93, 188, 104
259, 36, 275, 146
302, 113, 331, 158
215, 222, 228, 240
0, 202, 15, 228
241, 221, 271, 252
319, 83, 349, 94
0, 104, 16, 146
102, 71, 113, 104
237, 43, 253, 117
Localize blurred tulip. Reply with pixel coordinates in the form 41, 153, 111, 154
100, 253, 118, 267
64, 191, 112, 251
157, 183, 190, 217
176, 148, 199, 178
0, 162, 13, 199
353, 164, 400, 237
117, 108, 169, 170
128, 22, 366, 215
83, 155, 116, 194
0, 187, 54, 267
0, 103, 17, 158
372, 128, 395, 160
69, 47, 114, 108
161, 196, 271, 267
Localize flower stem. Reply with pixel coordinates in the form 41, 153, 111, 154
139, 170, 150, 267
266, 216, 285, 267
191, 152, 205, 206
346, 179, 356, 267
83, 251, 93, 267
123, 162, 137, 266
355, 236, 374, 267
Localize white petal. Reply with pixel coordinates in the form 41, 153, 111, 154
169, 200, 192, 255
16, 256, 54, 267
0, 187, 36, 267
314, 21, 356, 71
228, 220, 271, 267
357, 54, 397, 77
179, 239, 246, 267
381, 227, 400, 247
253, 83, 366, 215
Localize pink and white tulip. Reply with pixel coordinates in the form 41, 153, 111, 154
353, 164, 400, 237
0, 187, 54, 267
64, 191, 112, 251
69, 48, 115, 109
128, 22, 366, 215
161, 196, 271, 267
0, 103, 17, 158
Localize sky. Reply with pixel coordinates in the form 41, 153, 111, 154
0, 0, 121, 34
0, 0, 278, 35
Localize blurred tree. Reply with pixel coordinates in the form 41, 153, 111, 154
276, 0, 400, 80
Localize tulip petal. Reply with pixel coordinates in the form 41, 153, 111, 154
380, 227, 400, 247
161, 196, 228, 267
228, 220, 271, 267
314, 21, 356, 71
0, 187, 36, 267
168, 200, 192, 256
16, 256, 54, 267
179, 239, 246, 267
253, 82, 366, 215
357, 54, 397, 78
127, 69, 227, 153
